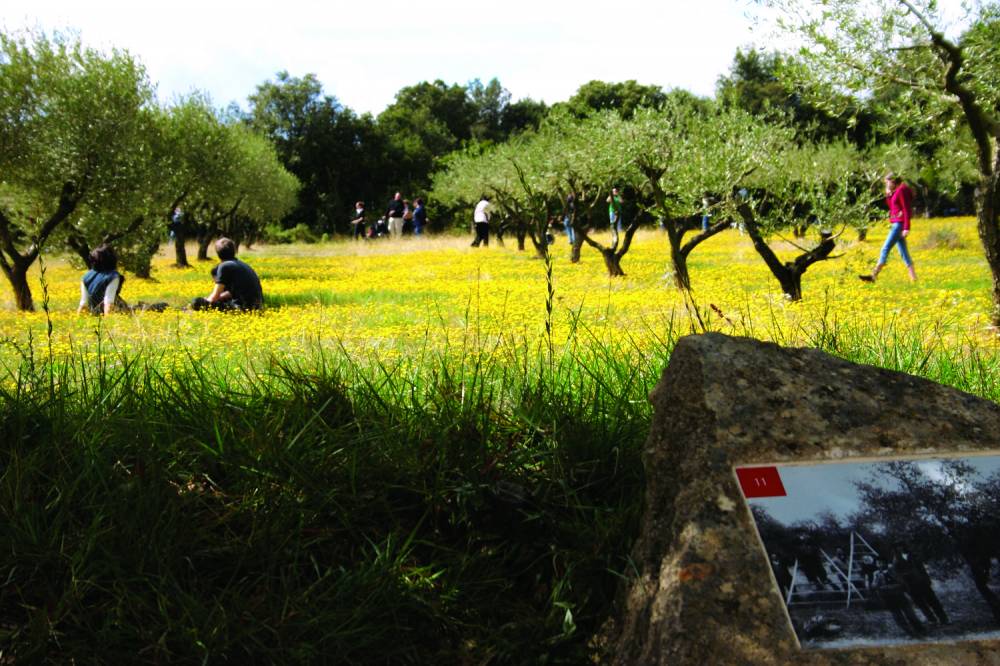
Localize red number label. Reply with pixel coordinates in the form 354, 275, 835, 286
736, 466, 787, 498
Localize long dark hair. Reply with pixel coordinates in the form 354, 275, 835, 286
89, 244, 118, 272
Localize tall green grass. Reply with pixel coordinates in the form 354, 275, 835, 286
2, 314, 1000, 663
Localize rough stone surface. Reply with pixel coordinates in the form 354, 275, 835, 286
610, 333, 1000, 666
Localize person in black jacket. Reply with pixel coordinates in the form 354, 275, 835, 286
386, 192, 405, 239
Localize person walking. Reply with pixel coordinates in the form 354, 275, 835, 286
386, 192, 405, 240
564, 192, 577, 246
471, 195, 491, 247
607, 187, 624, 234
872, 560, 926, 638
860, 173, 917, 283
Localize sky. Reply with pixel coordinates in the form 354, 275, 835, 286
3, 0, 781, 115
745, 454, 1000, 526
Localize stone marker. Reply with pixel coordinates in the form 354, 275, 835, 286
608, 333, 1000, 665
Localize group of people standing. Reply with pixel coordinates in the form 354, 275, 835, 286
351, 192, 427, 240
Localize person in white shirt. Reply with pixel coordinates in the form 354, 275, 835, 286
471, 195, 491, 247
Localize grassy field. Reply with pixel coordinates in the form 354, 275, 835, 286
0, 217, 995, 370
3, 217, 1000, 663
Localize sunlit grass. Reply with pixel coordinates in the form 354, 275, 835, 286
0, 217, 994, 370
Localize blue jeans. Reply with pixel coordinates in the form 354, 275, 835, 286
564, 215, 576, 244
878, 223, 912, 267
701, 214, 710, 232
610, 211, 622, 233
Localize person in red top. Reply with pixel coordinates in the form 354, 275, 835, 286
861, 173, 917, 283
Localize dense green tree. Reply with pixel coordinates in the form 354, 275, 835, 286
187, 122, 298, 259
376, 80, 477, 194
716, 48, 874, 144
248, 71, 382, 234
153, 95, 239, 269
558, 80, 668, 119
0, 30, 156, 310
758, 0, 1000, 324
499, 97, 548, 136
467, 77, 511, 143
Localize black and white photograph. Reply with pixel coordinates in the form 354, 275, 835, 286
737, 455, 1000, 649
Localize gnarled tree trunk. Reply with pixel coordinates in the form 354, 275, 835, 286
975, 171, 1000, 327
601, 248, 625, 277
197, 234, 212, 261
4, 263, 34, 311
174, 231, 189, 267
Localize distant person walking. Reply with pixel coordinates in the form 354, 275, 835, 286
861, 173, 917, 283
386, 192, 405, 239
191, 238, 263, 312
564, 192, 577, 245
412, 198, 427, 236
607, 187, 624, 234
471, 195, 491, 247
78, 244, 125, 315
350, 201, 366, 240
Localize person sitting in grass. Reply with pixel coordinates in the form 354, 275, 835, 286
191, 237, 263, 311
78, 243, 126, 315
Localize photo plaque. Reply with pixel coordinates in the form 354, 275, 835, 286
737, 455, 1000, 649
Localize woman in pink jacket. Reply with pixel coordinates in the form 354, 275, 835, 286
861, 173, 917, 283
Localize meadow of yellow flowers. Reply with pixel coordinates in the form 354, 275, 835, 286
0, 217, 993, 370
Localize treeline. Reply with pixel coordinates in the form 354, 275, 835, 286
258, 56, 979, 240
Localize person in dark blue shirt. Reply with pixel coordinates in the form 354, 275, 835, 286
191, 237, 263, 311
412, 198, 427, 235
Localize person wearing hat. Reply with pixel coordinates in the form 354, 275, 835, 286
860, 173, 917, 283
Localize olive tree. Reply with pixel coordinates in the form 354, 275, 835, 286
541, 111, 631, 269
739, 141, 881, 300
188, 123, 298, 259
620, 103, 791, 291
0, 30, 155, 310
757, 0, 1000, 322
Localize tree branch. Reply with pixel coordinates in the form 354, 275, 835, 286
26, 181, 80, 262
680, 219, 732, 257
